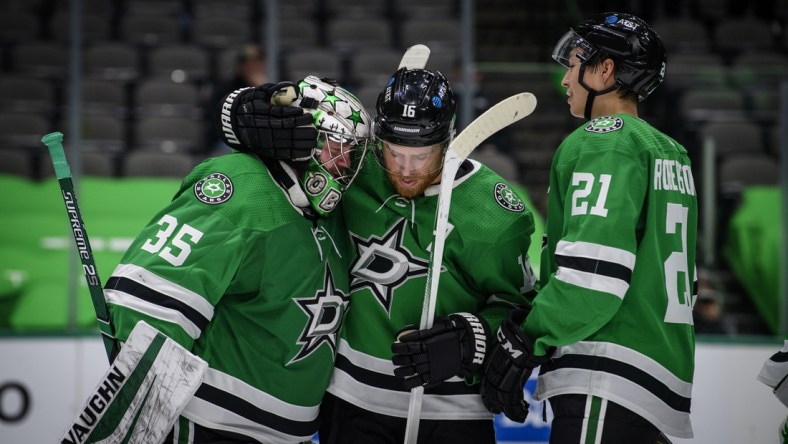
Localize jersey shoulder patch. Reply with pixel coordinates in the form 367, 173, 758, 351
194, 172, 233, 205
493, 182, 524, 212
585, 116, 624, 134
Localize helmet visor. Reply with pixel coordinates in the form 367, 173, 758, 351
552, 30, 597, 68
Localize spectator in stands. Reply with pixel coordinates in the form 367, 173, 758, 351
694, 267, 734, 335
207, 43, 268, 153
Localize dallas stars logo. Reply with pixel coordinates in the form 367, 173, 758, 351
290, 264, 349, 365
350, 219, 429, 315
585, 116, 624, 133
194, 173, 233, 205
494, 182, 524, 212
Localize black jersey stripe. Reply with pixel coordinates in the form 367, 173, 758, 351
334, 354, 480, 396
194, 383, 319, 437
555, 254, 633, 283
542, 353, 691, 413
105, 276, 210, 331
771, 351, 788, 363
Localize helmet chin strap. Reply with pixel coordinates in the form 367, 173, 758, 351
578, 64, 618, 120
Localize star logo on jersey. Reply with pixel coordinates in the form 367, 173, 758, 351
290, 264, 349, 365
494, 182, 524, 212
194, 173, 233, 205
350, 218, 429, 315
585, 116, 624, 133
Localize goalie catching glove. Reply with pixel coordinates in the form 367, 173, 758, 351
391, 313, 490, 389
219, 81, 317, 161
480, 308, 552, 423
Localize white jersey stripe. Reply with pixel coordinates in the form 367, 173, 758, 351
337, 338, 395, 374
552, 341, 692, 396
595, 398, 608, 444
105, 289, 201, 339
110, 263, 215, 320
555, 267, 629, 299
556, 240, 636, 269
203, 368, 320, 422
536, 367, 692, 438
181, 396, 313, 444
328, 368, 492, 420
331, 339, 491, 420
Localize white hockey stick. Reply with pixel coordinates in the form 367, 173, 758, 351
403, 92, 538, 444
398, 44, 430, 70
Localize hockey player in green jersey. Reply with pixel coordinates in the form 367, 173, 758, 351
220, 68, 538, 442
481, 13, 698, 443
322, 68, 536, 443
105, 77, 372, 443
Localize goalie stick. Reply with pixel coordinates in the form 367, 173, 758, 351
42, 131, 117, 361
44, 133, 209, 444
403, 92, 538, 444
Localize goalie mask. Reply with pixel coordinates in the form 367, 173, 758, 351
373, 68, 457, 179
552, 12, 666, 117
294, 76, 372, 216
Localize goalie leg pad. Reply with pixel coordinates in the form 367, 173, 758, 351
59, 321, 208, 444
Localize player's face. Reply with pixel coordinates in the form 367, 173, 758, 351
381, 142, 443, 198
561, 48, 589, 118
319, 138, 352, 178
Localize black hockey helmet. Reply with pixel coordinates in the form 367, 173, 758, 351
374, 68, 457, 147
553, 12, 667, 101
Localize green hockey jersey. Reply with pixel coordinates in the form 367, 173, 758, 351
523, 115, 698, 438
327, 155, 536, 420
105, 153, 351, 443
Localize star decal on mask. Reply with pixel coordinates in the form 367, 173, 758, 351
346, 107, 365, 130
320, 89, 344, 110
290, 264, 350, 365
350, 218, 429, 315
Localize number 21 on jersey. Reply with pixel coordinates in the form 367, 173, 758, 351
569, 172, 695, 325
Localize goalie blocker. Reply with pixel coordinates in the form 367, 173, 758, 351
60, 321, 207, 444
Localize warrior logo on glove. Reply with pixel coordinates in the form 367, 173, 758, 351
391, 312, 490, 389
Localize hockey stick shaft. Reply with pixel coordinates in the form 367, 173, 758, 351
41, 131, 117, 362
399, 44, 430, 70
403, 93, 537, 444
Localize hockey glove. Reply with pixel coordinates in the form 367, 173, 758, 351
480, 308, 551, 423
219, 81, 317, 161
391, 313, 490, 389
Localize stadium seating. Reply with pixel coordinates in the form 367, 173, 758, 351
0, 75, 56, 116
0, 148, 33, 177
11, 41, 69, 80
124, 151, 197, 177
698, 121, 765, 157
0, 0, 780, 343
84, 42, 141, 82
120, 14, 183, 47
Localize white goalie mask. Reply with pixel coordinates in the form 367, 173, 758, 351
293, 76, 372, 216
